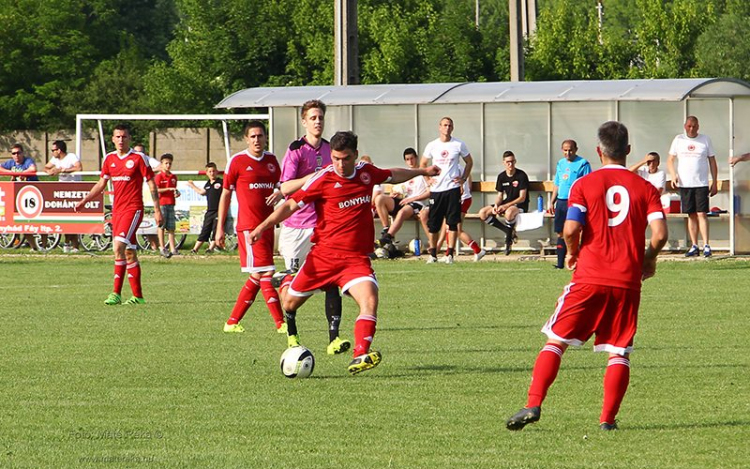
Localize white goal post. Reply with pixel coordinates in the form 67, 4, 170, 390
75, 113, 271, 168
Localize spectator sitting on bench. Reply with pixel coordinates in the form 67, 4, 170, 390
478, 150, 530, 255
375, 147, 430, 247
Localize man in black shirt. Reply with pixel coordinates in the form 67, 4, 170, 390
188, 162, 223, 254
479, 151, 529, 255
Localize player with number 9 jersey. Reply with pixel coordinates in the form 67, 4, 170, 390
568, 166, 664, 291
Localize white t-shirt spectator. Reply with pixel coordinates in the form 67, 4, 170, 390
668, 133, 715, 188
422, 137, 470, 193
637, 167, 670, 209
49, 152, 82, 182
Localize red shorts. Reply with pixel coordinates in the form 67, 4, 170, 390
238, 230, 275, 273
111, 208, 143, 250
541, 282, 640, 356
289, 249, 378, 297
461, 197, 472, 214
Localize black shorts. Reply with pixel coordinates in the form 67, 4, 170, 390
554, 198, 568, 234
198, 210, 219, 242
680, 187, 709, 214
389, 198, 423, 218
427, 188, 462, 233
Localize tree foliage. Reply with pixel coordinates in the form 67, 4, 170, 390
1, 0, 750, 131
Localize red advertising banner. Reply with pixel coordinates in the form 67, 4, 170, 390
0, 182, 104, 235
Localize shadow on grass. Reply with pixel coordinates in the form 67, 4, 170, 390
626, 419, 750, 431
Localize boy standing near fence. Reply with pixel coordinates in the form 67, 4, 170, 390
155, 153, 180, 258
188, 162, 222, 254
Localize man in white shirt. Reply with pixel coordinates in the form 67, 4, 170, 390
629, 151, 670, 210
667, 116, 718, 257
420, 117, 472, 264
45, 140, 82, 252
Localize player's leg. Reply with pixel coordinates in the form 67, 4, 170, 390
106, 239, 127, 305
325, 288, 350, 355
695, 187, 711, 256
681, 188, 699, 256
110, 209, 144, 305
344, 280, 382, 375
259, 273, 286, 333
281, 287, 312, 347
442, 189, 461, 263
167, 230, 177, 255
123, 247, 146, 304
507, 283, 599, 430
223, 231, 265, 332
373, 194, 396, 232
554, 199, 568, 269
192, 213, 213, 253
385, 204, 414, 241
600, 353, 630, 430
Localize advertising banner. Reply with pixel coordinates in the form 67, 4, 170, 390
0, 182, 104, 235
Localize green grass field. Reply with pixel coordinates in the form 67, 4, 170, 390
0, 254, 748, 468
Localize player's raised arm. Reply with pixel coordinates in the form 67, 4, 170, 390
280, 173, 314, 196
248, 199, 301, 243
388, 165, 440, 184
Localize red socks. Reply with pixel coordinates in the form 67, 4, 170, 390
468, 240, 481, 254
113, 259, 127, 295
527, 342, 564, 408
227, 277, 261, 325
353, 315, 377, 356
126, 261, 143, 298
260, 277, 285, 329
600, 355, 631, 424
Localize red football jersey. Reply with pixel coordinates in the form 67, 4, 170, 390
291, 162, 393, 256
224, 150, 280, 231
101, 150, 155, 212
155, 171, 178, 205
568, 165, 665, 290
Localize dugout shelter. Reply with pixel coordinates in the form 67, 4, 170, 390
217, 78, 750, 255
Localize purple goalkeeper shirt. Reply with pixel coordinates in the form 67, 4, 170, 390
280, 137, 332, 229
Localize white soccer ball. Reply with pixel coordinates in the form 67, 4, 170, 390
280, 346, 315, 378
408, 238, 421, 254
374, 247, 388, 259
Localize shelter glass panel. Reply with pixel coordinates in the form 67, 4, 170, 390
484, 102, 548, 181
325, 106, 352, 142
353, 104, 416, 167
550, 102, 616, 171
269, 107, 299, 157
417, 104, 482, 180
732, 98, 750, 253
619, 101, 682, 166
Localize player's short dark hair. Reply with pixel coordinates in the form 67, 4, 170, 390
205, 162, 217, 170
11, 143, 23, 152
53, 140, 67, 153
160, 153, 173, 162
330, 131, 358, 153
403, 147, 417, 159
113, 123, 131, 135
440, 116, 453, 125
598, 121, 629, 160
244, 120, 267, 136
647, 151, 660, 162
502, 150, 515, 159
301, 100, 326, 118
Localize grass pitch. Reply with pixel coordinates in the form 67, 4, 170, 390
0, 254, 748, 468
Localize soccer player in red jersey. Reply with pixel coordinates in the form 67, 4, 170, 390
506, 121, 668, 431
75, 124, 163, 305
214, 121, 286, 335
249, 131, 440, 375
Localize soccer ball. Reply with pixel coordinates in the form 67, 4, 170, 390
280, 346, 315, 378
